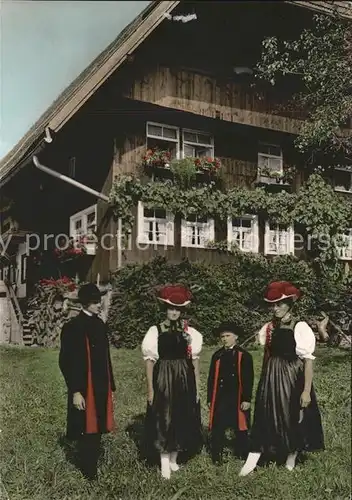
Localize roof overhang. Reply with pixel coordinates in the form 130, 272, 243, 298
285, 1, 352, 19
0, 1, 180, 187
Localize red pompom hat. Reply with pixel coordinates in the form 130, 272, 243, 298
264, 281, 301, 303
157, 285, 192, 307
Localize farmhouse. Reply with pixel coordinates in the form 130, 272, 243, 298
0, 0, 351, 315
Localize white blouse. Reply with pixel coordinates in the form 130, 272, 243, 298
141, 325, 203, 362
257, 321, 316, 360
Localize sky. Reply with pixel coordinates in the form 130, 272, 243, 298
0, 0, 150, 160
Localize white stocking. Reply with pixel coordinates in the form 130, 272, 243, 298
160, 453, 171, 479
239, 452, 261, 476
170, 451, 179, 472
286, 452, 298, 471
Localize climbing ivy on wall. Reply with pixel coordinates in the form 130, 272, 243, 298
109, 171, 352, 273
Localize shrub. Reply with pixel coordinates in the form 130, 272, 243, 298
107, 255, 337, 348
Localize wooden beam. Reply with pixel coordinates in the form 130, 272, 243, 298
155, 96, 303, 134
125, 67, 304, 134
49, 1, 180, 133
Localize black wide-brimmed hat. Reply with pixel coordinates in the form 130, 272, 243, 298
214, 321, 245, 338
77, 283, 107, 304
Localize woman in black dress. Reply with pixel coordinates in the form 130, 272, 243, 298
239, 281, 324, 476
141, 285, 203, 479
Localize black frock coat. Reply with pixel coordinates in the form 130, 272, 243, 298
207, 346, 254, 431
59, 311, 116, 439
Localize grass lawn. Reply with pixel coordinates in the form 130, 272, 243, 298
0, 344, 351, 500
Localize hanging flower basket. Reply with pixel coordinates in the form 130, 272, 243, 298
143, 148, 171, 168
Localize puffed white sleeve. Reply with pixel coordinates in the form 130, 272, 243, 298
141, 326, 159, 362
294, 321, 316, 360
189, 327, 203, 359
257, 323, 270, 346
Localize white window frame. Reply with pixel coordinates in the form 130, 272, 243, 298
69, 204, 97, 255
264, 221, 295, 256
333, 166, 352, 194
137, 201, 175, 246
227, 215, 259, 253
146, 121, 180, 160
181, 216, 215, 249
182, 128, 214, 159
337, 229, 352, 260
258, 143, 283, 177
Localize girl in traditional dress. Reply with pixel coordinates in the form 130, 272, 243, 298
141, 285, 203, 479
239, 281, 324, 476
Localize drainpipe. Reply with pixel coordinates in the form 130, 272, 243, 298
32, 156, 109, 202
33, 155, 123, 269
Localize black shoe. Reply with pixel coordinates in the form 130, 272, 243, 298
84, 473, 98, 481
212, 454, 223, 465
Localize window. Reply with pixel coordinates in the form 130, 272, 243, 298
227, 215, 259, 253
137, 202, 174, 246
146, 122, 180, 160
68, 157, 76, 178
337, 229, 352, 260
258, 144, 283, 177
264, 221, 294, 255
333, 167, 352, 193
182, 129, 214, 159
181, 215, 215, 248
69, 204, 97, 255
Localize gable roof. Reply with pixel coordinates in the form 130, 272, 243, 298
0, 0, 350, 186
0, 0, 180, 186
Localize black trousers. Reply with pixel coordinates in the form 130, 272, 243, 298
78, 433, 102, 479
211, 424, 249, 461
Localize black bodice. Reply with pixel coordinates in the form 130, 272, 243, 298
268, 325, 297, 361
157, 329, 188, 360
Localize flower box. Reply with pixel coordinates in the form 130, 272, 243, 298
53, 237, 87, 262
143, 148, 171, 168
194, 157, 222, 175
257, 165, 295, 185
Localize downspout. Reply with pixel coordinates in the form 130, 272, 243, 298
32, 156, 109, 202
32, 155, 122, 269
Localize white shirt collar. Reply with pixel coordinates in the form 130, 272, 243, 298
82, 309, 93, 317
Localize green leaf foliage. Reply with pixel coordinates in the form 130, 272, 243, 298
106, 254, 350, 348
256, 13, 352, 165
109, 173, 352, 268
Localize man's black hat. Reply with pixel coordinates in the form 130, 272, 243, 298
77, 283, 106, 304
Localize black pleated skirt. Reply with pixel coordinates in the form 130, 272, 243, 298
250, 356, 325, 455
145, 358, 203, 453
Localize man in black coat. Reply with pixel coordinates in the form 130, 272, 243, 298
59, 283, 116, 480
207, 322, 254, 464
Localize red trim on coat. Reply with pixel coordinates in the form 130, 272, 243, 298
208, 359, 220, 431
237, 351, 248, 431
209, 351, 248, 432
85, 336, 115, 434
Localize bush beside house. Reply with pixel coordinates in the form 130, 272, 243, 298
107, 255, 351, 348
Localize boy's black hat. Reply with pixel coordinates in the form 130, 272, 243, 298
214, 321, 245, 338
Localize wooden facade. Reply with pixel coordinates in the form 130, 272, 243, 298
1, 0, 351, 297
